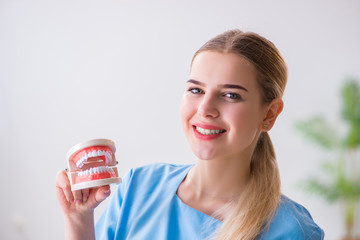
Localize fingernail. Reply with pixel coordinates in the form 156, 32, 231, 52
104, 189, 111, 195
76, 200, 82, 205
83, 195, 88, 202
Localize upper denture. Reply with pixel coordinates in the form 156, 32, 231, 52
72, 146, 113, 168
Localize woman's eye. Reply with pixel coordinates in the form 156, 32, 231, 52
224, 92, 242, 101
188, 88, 204, 94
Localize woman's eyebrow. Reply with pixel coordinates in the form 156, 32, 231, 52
187, 79, 248, 92
221, 84, 248, 92
187, 79, 204, 86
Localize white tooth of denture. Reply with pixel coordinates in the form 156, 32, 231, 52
88, 151, 93, 158
92, 150, 97, 157
76, 165, 117, 178
77, 157, 82, 166
105, 152, 112, 164
97, 150, 102, 156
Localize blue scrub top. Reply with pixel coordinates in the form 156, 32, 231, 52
95, 163, 324, 239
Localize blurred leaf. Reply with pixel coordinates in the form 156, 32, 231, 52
341, 80, 360, 123
298, 178, 340, 202
319, 161, 337, 177
341, 79, 360, 148
295, 116, 342, 149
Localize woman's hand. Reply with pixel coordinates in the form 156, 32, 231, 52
55, 170, 111, 215
55, 170, 111, 240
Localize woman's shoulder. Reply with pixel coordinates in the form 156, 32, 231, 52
127, 162, 192, 179
118, 162, 192, 191
260, 195, 324, 240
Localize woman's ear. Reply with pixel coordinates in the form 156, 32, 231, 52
261, 98, 283, 132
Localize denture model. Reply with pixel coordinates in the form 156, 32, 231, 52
66, 139, 121, 191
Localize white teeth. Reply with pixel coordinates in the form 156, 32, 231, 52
76, 149, 114, 168
105, 152, 112, 164
77, 166, 114, 176
195, 126, 225, 135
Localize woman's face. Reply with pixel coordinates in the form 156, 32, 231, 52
180, 51, 268, 162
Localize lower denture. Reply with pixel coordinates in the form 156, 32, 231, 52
74, 166, 116, 184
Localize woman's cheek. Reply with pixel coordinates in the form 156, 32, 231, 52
180, 98, 193, 126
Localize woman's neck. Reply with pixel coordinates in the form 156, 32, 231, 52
188, 156, 251, 200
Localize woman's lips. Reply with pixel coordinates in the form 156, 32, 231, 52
192, 123, 226, 140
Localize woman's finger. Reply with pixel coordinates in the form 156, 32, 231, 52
55, 170, 74, 203
84, 185, 111, 209
82, 188, 90, 203
95, 185, 111, 204
73, 189, 83, 204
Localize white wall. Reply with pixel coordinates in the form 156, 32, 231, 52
1, 0, 359, 239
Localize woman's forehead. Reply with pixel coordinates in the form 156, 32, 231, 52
190, 51, 258, 88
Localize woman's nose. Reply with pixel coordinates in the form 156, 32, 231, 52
198, 95, 219, 118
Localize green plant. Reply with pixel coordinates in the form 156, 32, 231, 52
295, 79, 360, 239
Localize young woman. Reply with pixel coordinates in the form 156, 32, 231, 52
56, 29, 324, 239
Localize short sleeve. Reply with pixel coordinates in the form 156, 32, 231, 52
259, 195, 325, 240
95, 168, 133, 239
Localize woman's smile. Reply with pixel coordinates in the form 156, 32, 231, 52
193, 123, 227, 140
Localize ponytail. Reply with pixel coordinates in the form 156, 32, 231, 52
215, 132, 281, 240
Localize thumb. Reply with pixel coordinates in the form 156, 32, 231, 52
95, 186, 111, 203
86, 186, 111, 209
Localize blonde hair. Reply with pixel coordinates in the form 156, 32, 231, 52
192, 30, 287, 240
